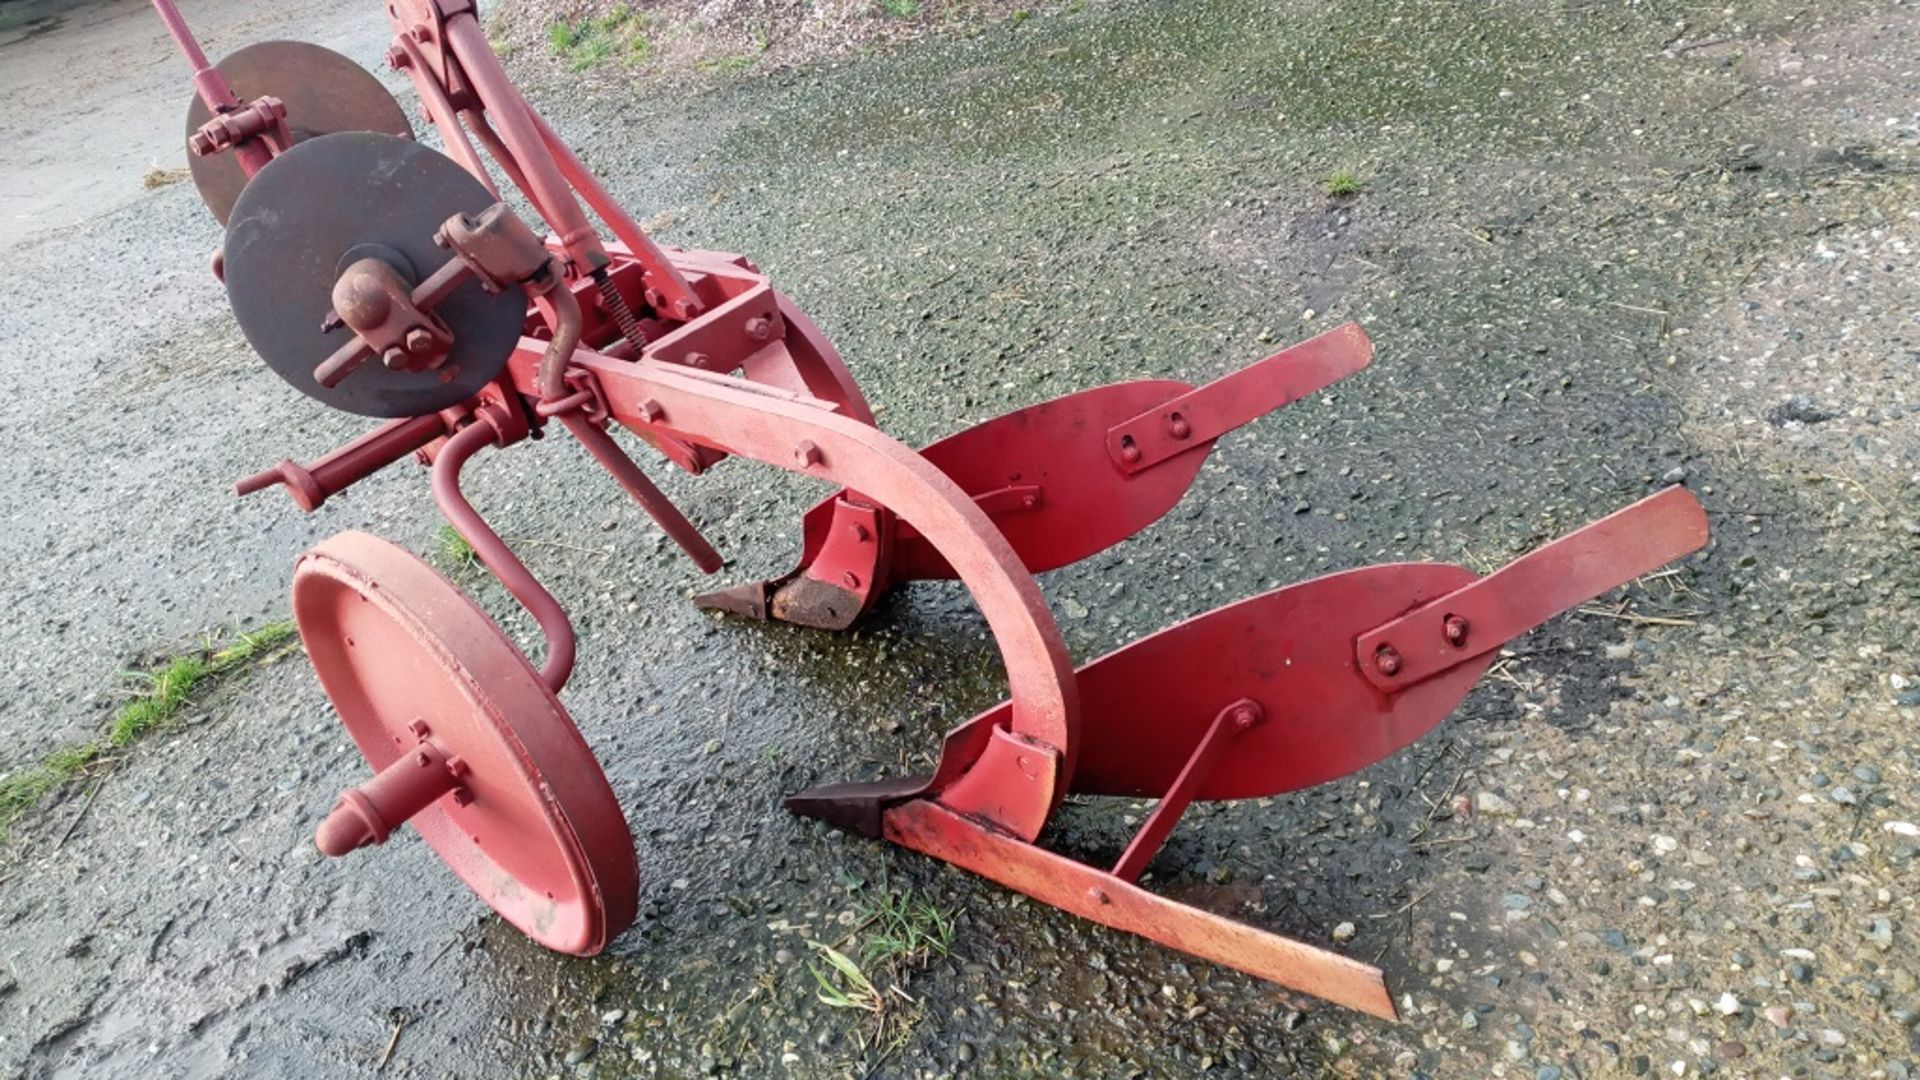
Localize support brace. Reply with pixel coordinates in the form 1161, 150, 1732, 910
1111, 698, 1262, 883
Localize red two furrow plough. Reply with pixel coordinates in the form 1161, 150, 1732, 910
151, 0, 1708, 1018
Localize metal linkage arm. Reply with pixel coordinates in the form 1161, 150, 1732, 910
235, 412, 451, 511
151, 0, 277, 177
387, 0, 703, 321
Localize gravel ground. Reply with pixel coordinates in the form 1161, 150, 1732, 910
2, 0, 1917, 1077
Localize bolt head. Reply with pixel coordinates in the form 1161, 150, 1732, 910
794, 441, 823, 468
1168, 414, 1192, 440
1443, 615, 1470, 647
405, 328, 436, 355
1119, 438, 1142, 464
1374, 644, 1403, 676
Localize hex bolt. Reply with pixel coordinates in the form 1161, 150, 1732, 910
382, 347, 410, 370
1168, 413, 1192, 440
744, 315, 776, 341
794, 440, 823, 468
1374, 644, 1403, 676
386, 44, 410, 69
445, 754, 474, 806
405, 328, 436, 355
639, 399, 665, 424
1229, 703, 1261, 730
1443, 615, 1470, 648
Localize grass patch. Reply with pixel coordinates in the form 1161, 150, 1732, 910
804, 870, 955, 1056
1325, 167, 1362, 198
549, 5, 655, 71
433, 524, 478, 573
860, 880, 954, 968
0, 622, 298, 838
879, 0, 921, 18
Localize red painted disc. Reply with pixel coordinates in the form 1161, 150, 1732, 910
292, 531, 637, 955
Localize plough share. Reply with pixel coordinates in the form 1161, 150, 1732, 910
151, 0, 1709, 1018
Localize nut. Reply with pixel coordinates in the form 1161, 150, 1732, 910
1374, 644, 1403, 676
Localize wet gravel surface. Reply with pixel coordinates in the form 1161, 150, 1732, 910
3, 0, 1918, 1077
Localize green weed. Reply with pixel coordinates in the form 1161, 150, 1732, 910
549, 6, 655, 71
809, 942, 884, 1012
1325, 167, 1362, 197
433, 524, 478, 572
860, 882, 954, 968
0, 622, 297, 838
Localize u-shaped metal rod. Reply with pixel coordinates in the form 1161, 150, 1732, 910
430, 414, 577, 692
